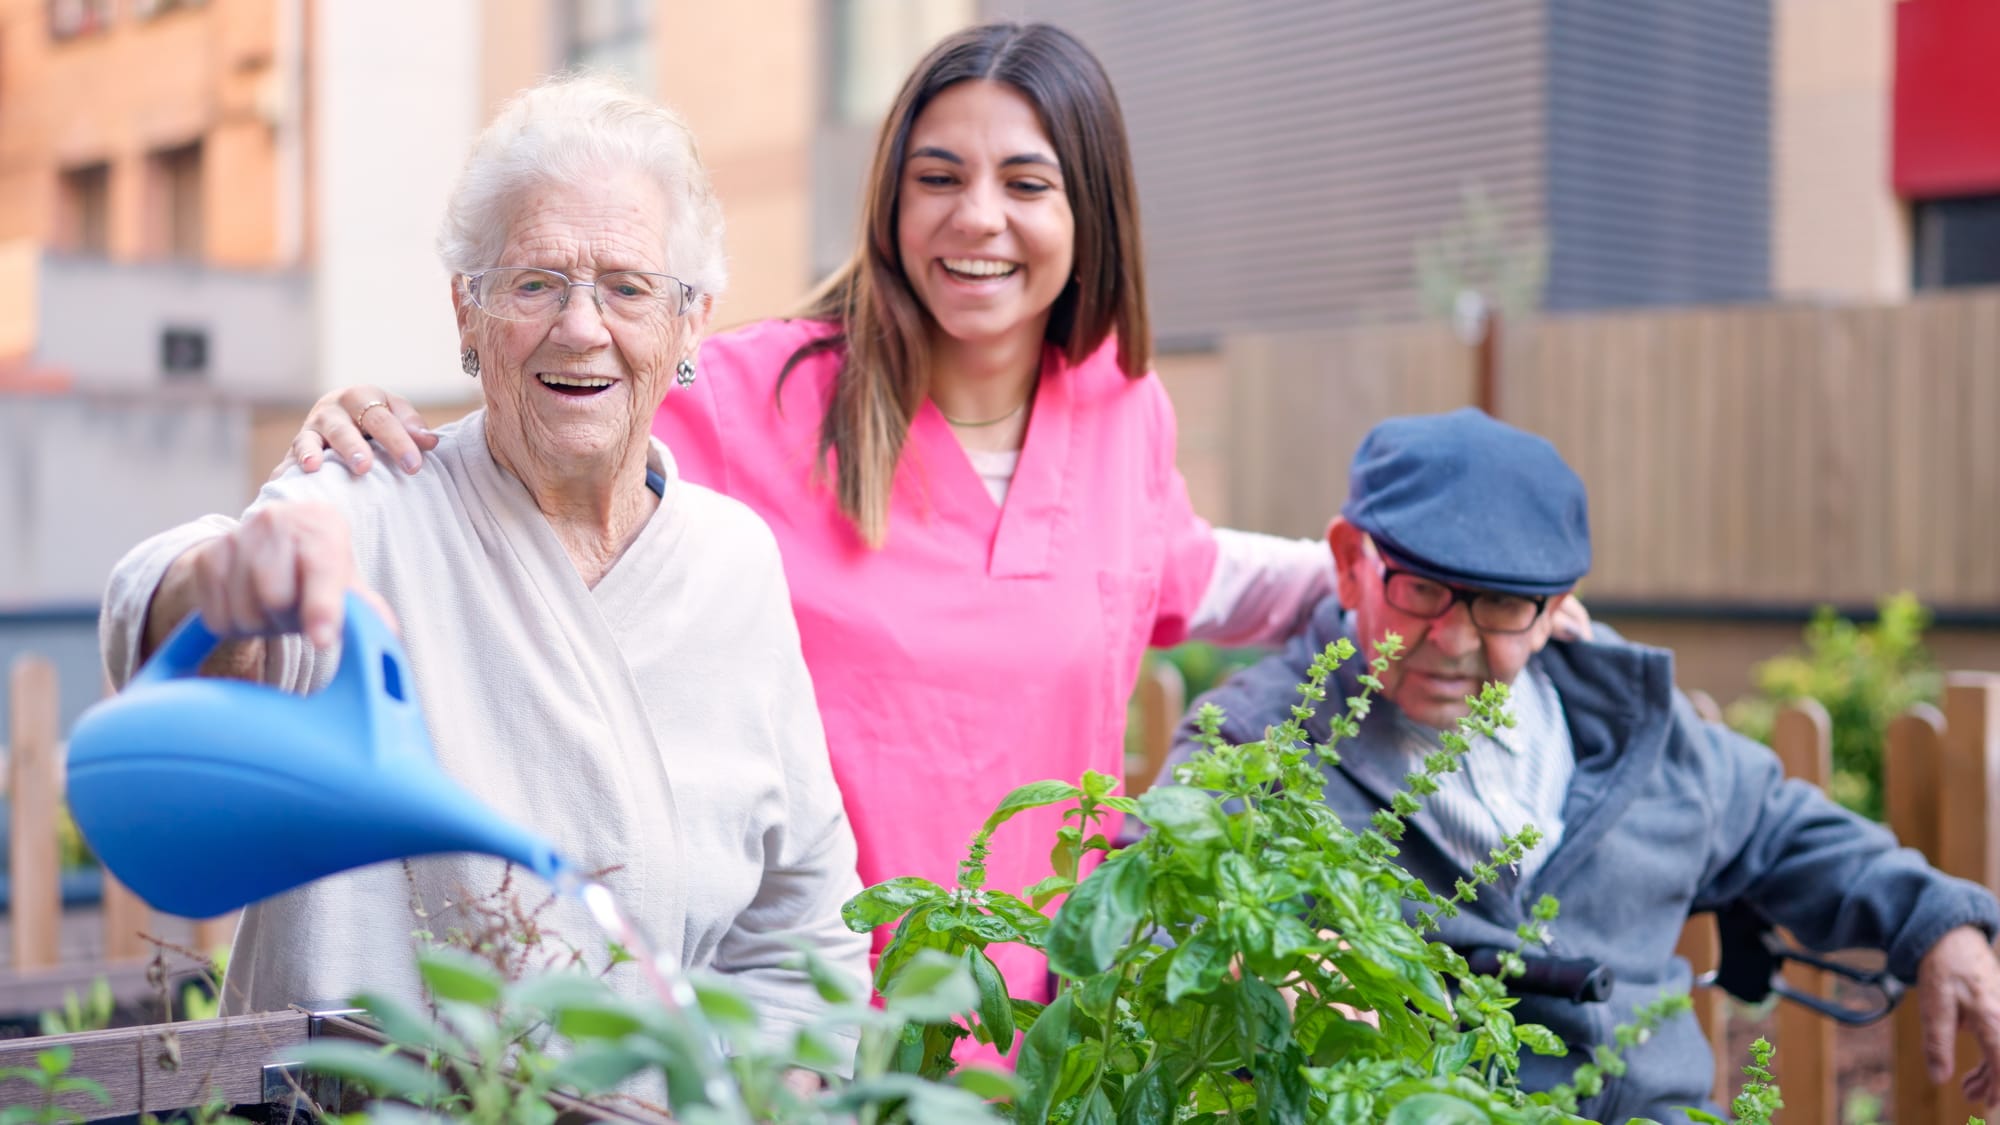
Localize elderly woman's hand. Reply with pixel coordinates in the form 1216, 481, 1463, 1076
277, 386, 437, 480
152, 501, 390, 654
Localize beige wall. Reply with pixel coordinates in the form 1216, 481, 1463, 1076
659, 5, 817, 327
0, 0, 286, 266
0, 0, 293, 376
1771, 0, 1909, 302
476, 3, 821, 326
480, 0, 557, 118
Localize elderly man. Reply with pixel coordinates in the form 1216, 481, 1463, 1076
1169, 408, 2000, 1122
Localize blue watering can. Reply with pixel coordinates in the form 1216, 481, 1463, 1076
66, 592, 566, 919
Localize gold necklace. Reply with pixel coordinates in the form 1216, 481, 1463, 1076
938, 399, 1028, 428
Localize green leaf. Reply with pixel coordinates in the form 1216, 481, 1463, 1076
692, 978, 760, 1029
1013, 989, 1074, 1124
508, 973, 647, 1043
1077, 969, 1121, 1023
1052, 1040, 1105, 1105
884, 949, 978, 1022
1249, 1042, 1312, 1125
874, 902, 956, 991
1075, 1084, 1116, 1125
829, 1074, 1008, 1124
1051, 826, 1082, 881
795, 947, 865, 1005
1235, 975, 1292, 1052
349, 989, 466, 1056
1046, 851, 1150, 978
983, 892, 1054, 940
843, 876, 948, 931
285, 1041, 447, 1102
550, 1041, 654, 1092
1383, 1091, 1493, 1124
1299, 1008, 1387, 1064
1136, 785, 1230, 849
1118, 1061, 1177, 1125
1517, 1023, 1568, 1057
954, 1065, 1021, 1101
901, 1079, 1013, 1124
966, 947, 1017, 1055
1216, 853, 1267, 904
1023, 874, 1074, 910
982, 780, 1085, 834
1165, 925, 1232, 1003
35, 1044, 72, 1074
415, 946, 503, 1008
1431, 1032, 1477, 1076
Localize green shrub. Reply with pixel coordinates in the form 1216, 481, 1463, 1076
309, 639, 1794, 1123
856, 636, 1694, 1122
1726, 593, 1941, 821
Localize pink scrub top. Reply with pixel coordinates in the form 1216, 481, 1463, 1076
655, 318, 1219, 1000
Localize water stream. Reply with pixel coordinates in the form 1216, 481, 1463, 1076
552, 867, 752, 1122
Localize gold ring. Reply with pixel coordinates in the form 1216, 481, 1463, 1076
351, 400, 390, 432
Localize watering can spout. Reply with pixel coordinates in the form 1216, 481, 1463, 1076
66, 593, 566, 919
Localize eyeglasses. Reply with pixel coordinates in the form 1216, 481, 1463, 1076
462, 267, 695, 323
1377, 560, 1549, 635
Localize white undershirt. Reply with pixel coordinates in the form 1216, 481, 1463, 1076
965, 447, 1021, 507
964, 448, 1334, 646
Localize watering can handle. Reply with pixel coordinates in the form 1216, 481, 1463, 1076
132, 591, 389, 688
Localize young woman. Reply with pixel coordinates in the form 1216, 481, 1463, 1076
279, 24, 1580, 999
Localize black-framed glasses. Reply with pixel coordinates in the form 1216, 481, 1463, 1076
1377, 560, 1549, 635
462, 266, 695, 323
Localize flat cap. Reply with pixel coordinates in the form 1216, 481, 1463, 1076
1341, 408, 1590, 596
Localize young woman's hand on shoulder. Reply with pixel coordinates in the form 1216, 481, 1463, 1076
277, 386, 437, 480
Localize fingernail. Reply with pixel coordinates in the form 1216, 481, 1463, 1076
401, 452, 422, 473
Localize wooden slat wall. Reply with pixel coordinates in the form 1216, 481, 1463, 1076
1212, 288, 2000, 609
1505, 290, 2000, 607
981, 0, 1548, 335
1220, 322, 1475, 538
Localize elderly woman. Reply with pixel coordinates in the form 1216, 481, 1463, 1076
98, 76, 867, 1033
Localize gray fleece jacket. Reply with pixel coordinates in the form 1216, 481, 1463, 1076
1168, 597, 2000, 1123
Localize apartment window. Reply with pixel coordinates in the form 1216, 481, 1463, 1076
563, 0, 653, 95
827, 0, 975, 126
57, 163, 110, 256
151, 142, 205, 260
1913, 195, 2000, 290
48, 0, 113, 40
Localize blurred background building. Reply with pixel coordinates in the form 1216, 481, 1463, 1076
1, 0, 1996, 725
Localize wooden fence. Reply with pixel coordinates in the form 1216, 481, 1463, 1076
1214, 288, 2000, 611
2, 655, 236, 1015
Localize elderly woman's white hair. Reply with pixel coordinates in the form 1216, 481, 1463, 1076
438, 73, 727, 301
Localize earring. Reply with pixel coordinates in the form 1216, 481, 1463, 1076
675, 357, 696, 388
460, 346, 480, 378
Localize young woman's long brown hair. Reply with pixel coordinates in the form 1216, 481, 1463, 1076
782, 22, 1151, 546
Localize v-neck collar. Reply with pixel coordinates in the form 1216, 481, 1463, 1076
907, 344, 1073, 578
454, 410, 689, 602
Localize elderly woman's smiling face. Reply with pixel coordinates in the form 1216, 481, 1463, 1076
457, 167, 704, 483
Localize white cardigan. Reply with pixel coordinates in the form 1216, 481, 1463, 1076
101, 411, 867, 1042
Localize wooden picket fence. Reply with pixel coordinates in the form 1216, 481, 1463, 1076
1, 655, 237, 1016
